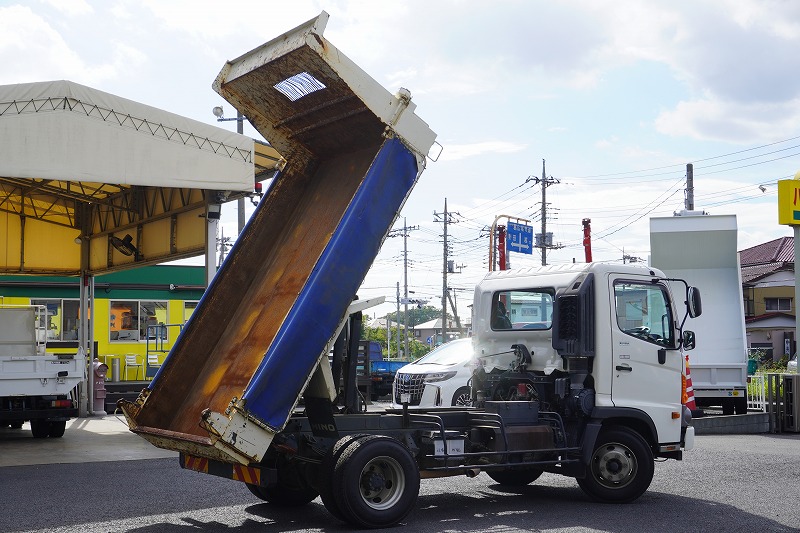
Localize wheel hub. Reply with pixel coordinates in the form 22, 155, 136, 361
362, 471, 387, 492
595, 444, 635, 484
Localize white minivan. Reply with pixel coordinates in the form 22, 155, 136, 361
391, 338, 474, 408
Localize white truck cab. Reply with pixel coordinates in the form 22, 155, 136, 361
472, 262, 698, 456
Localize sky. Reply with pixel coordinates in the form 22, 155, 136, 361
2, 0, 800, 323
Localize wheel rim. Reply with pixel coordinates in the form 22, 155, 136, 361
358, 455, 405, 511
455, 393, 472, 406
590, 442, 637, 488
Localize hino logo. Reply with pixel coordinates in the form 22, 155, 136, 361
311, 423, 336, 433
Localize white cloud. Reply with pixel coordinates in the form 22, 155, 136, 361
41, 0, 93, 16
439, 141, 527, 162
655, 98, 800, 143
0, 4, 146, 86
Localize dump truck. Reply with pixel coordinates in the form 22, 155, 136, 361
650, 212, 748, 415
121, 13, 701, 528
0, 305, 81, 437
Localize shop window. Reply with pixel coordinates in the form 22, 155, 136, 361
30, 299, 82, 341
110, 300, 167, 342
184, 301, 199, 324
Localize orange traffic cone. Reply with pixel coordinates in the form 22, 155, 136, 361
683, 354, 697, 411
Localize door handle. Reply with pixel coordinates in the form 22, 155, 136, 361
615, 365, 632, 372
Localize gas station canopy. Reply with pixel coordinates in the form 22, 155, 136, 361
0, 80, 282, 276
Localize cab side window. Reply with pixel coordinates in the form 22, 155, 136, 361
614, 281, 674, 347
491, 290, 553, 331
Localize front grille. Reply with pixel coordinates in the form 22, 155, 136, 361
394, 373, 425, 405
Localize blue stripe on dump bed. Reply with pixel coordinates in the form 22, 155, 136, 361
242, 137, 418, 430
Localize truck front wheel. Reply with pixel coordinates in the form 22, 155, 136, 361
331, 435, 420, 528
577, 427, 654, 503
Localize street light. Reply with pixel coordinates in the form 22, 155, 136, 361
212, 106, 246, 234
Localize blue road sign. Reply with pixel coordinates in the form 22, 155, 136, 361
507, 222, 533, 254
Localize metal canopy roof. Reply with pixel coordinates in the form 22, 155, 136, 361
0, 80, 282, 276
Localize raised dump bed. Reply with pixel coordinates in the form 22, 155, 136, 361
120, 12, 436, 465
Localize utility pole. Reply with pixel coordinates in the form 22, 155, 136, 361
388, 218, 418, 358
213, 106, 247, 234
526, 159, 561, 266
434, 199, 459, 344
685, 163, 694, 211
396, 282, 401, 359
237, 112, 246, 234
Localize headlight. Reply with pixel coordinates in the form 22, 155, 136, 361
424, 371, 457, 383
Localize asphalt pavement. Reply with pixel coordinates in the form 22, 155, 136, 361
0, 413, 175, 467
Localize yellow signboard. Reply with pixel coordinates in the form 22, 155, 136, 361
778, 179, 800, 226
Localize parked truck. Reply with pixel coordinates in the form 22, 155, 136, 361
120, 13, 701, 528
361, 341, 407, 400
0, 305, 81, 437
650, 212, 748, 415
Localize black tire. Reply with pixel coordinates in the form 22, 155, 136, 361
31, 420, 49, 439
246, 455, 318, 506
734, 396, 748, 415
577, 427, 654, 503
48, 421, 66, 438
318, 434, 371, 521
722, 398, 735, 416
487, 467, 544, 486
452, 386, 473, 407
332, 435, 420, 528
244, 482, 317, 506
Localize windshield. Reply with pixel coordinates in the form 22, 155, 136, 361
414, 339, 473, 366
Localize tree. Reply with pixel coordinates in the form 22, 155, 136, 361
387, 305, 451, 328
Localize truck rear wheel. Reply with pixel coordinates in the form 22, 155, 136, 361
31, 420, 49, 439
319, 434, 371, 521
487, 467, 543, 486
246, 455, 318, 506
48, 421, 66, 438
577, 427, 654, 503
244, 482, 317, 506
330, 435, 419, 528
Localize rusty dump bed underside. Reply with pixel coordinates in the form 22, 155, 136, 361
119, 13, 434, 463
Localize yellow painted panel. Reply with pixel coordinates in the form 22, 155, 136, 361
777, 179, 800, 226
22, 219, 81, 271
0, 211, 22, 270
1, 297, 29, 305
141, 218, 172, 257
175, 208, 206, 252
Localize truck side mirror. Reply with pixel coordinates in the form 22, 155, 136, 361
682, 330, 696, 350
687, 287, 702, 318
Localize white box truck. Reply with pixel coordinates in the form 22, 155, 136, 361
0, 305, 82, 437
650, 212, 749, 415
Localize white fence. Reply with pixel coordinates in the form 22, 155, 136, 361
748, 373, 766, 411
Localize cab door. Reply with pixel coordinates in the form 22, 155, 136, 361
609, 276, 683, 437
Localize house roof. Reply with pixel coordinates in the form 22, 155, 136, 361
739, 236, 794, 284
740, 236, 794, 266
745, 312, 796, 327
741, 262, 794, 284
